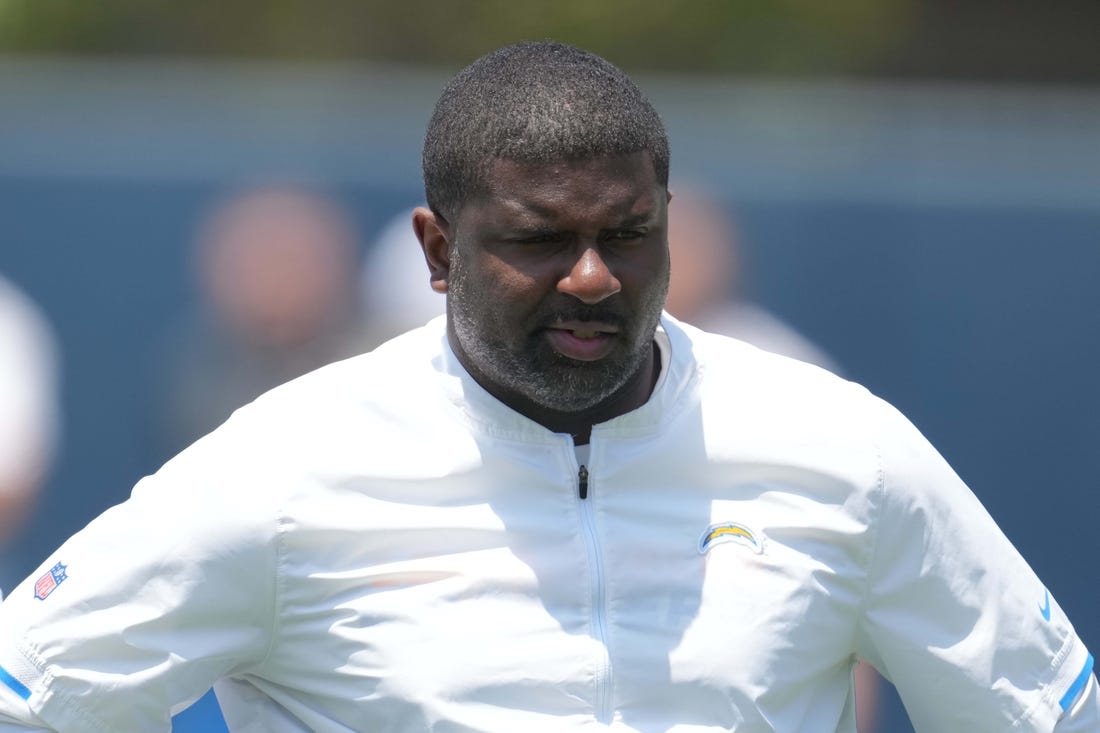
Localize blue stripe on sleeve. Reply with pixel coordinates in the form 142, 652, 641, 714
0, 664, 31, 700
1060, 653, 1095, 711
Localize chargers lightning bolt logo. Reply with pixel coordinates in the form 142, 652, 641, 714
699, 522, 765, 555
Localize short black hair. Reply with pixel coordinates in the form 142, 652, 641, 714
422, 41, 670, 221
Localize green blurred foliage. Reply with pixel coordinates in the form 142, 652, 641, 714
0, 0, 1097, 81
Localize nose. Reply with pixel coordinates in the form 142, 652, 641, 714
557, 246, 622, 304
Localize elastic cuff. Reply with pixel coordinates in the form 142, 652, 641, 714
1060, 653, 1095, 711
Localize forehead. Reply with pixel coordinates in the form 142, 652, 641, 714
468, 153, 663, 224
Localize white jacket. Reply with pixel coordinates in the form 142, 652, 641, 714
0, 315, 1093, 732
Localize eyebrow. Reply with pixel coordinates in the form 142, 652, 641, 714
505, 214, 655, 236
508, 225, 561, 237
496, 193, 660, 230
615, 211, 657, 228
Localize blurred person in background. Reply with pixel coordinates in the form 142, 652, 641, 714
666, 185, 839, 374
359, 206, 446, 349
0, 275, 59, 598
153, 184, 370, 459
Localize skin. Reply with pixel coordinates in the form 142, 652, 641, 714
414, 152, 671, 444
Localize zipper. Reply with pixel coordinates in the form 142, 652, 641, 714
576, 461, 612, 723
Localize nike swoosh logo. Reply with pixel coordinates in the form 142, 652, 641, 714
1039, 590, 1051, 622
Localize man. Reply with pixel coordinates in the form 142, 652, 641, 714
0, 41, 1095, 732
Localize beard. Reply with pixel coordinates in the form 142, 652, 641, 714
447, 251, 667, 414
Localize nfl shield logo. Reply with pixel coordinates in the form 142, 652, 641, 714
33, 562, 68, 601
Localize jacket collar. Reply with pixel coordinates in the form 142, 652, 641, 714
434, 313, 700, 444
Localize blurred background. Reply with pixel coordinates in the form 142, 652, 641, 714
1, 2, 1097, 731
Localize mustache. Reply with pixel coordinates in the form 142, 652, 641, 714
534, 304, 628, 328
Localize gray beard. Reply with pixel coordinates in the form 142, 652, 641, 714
445, 240, 666, 415
450, 302, 649, 413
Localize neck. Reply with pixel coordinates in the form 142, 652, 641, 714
488, 340, 662, 445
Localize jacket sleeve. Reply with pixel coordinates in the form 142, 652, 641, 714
854, 398, 1093, 732
0, 419, 280, 732
1053, 669, 1098, 732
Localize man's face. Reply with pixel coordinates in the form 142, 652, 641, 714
439, 153, 669, 416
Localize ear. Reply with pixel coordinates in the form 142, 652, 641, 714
413, 206, 452, 294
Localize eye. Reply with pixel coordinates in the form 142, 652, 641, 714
512, 231, 565, 245
603, 229, 646, 242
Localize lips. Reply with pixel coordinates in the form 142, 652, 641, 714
544, 321, 618, 361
